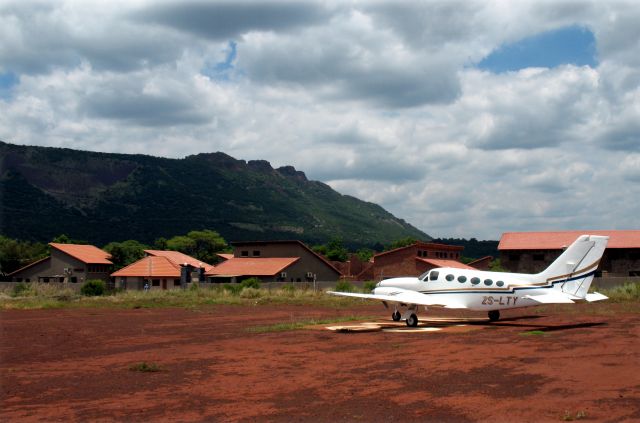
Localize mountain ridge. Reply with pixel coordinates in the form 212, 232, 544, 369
0, 140, 431, 248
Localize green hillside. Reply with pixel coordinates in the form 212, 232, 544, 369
0, 141, 430, 248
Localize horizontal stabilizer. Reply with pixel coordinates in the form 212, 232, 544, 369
523, 292, 575, 304
585, 292, 608, 302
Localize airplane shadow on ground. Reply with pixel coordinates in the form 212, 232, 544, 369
480, 319, 607, 332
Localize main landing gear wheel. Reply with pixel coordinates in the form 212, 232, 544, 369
488, 310, 500, 322
392, 310, 401, 321
406, 313, 419, 327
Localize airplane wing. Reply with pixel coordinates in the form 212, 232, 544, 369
522, 291, 575, 304
327, 289, 468, 309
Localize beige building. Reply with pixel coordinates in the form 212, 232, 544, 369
111, 250, 214, 290
207, 240, 341, 283
7, 243, 113, 284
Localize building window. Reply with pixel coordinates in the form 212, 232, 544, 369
25, 278, 30, 282
174, 279, 181, 286
533, 254, 544, 261
42, 277, 49, 283
241, 250, 249, 257
509, 253, 520, 261
71, 277, 77, 283
252, 250, 261, 257
152, 279, 160, 287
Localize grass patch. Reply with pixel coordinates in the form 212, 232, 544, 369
0, 283, 370, 310
598, 282, 640, 302
129, 362, 161, 372
520, 330, 548, 337
247, 315, 376, 333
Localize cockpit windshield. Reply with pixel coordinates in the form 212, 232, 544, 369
419, 271, 430, 281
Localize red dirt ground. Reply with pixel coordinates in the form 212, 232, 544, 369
1, 304, 639, 422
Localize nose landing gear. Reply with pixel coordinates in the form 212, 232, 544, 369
391, 310, 401, 321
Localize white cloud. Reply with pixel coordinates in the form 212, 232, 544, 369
1, 0, 639, 240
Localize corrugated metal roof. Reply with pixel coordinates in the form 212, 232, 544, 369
498, 230, 640, 250
111, 256, 181, 277
207, 257, 299, 277
50, 243, 112, 264
416, 258, 477, 270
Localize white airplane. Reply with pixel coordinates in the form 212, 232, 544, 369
329, 235, 609, 326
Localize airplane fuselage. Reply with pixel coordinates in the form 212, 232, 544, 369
375, 268, 563, 311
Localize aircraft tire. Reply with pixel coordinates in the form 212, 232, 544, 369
488, 310, 500, 322
406, 313, 418, 327
392, 311, 401, 321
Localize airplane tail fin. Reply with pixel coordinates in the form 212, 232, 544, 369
537, 235, 609, 299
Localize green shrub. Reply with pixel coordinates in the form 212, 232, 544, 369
12, 282, 30, 297
362, 281, 377, 292
129, 362, 161, 372
224, 283, 242, 295
240, 277, 261, 289
80, 280, 105, 296
281, 283, 296, 293
189, 281, 200, 291
335, 280, 354, 292
240, 287, 261, 299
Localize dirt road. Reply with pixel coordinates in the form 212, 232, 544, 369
1, 304, 639, 422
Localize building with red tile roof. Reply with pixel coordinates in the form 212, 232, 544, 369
208, 257, 299, 281
358, 242, 468, 281
7, 243, 113, 284
111, 250, 214, 290
498, 230, 640, 276
144, 250, 214, 272
207, 240, 341, 283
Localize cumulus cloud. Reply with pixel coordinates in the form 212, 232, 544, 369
1, 0, 639, 239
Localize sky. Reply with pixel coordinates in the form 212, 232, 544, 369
1, 0, 639, 240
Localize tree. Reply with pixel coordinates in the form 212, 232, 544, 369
153, 237, 168, 250
312, 245, 328, 256
187, 230, 227, 263
355, 248, 374, 262
51, 234, 71, 244
165, 230, 228, 263
386, 237, 418, 251
103, 240, 148, 270
0, 236, 48, 275
489, 259, 507, 272
325, 238, 348, 262
166, 235, 196, 256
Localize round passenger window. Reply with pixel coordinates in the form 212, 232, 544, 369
458, 275, 467, 283
484, 279, 493, 286
496, 281, 504, 287
446, 274, 454, 281
471, 277, 480, 285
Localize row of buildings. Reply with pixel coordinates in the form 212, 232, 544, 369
5, 230, 640, 289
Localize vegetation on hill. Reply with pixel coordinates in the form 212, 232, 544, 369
432, 238, 499, 260
0, 140, 430, 248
